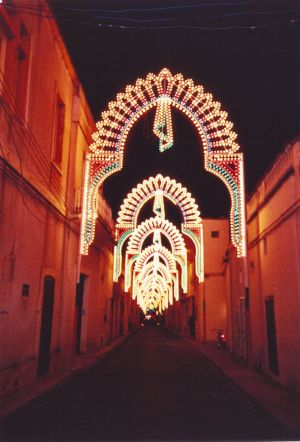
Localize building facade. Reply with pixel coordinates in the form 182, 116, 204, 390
165, 218, 230, 343
246, 138, 300, 394
0, 1, 139, 400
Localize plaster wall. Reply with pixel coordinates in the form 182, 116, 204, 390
247, 139, 300, 394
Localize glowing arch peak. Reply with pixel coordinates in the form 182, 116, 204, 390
113, 174, 204, 283
80, 68, 246, 258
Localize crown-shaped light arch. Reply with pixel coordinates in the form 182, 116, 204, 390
80, 68, 246, 258
123, 218, 188, 294
114, 174, 204, 283
126, 244, 180, 302
136, 265, 174, 313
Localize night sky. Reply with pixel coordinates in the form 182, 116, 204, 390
50, 0, 300, 219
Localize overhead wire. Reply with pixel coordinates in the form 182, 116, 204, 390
2, 0, 272, 13
0, 70, 76, 214
1, 1, 298, 30
95, 18, 298, 30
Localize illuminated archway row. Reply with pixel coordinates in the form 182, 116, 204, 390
114, 216, 187, 293
125, 244, 178, 291
127, 244, 180, 306
80, 68, 246, 257
135, 261, 175, 314
134, 263, 175, 313
114, 174, 204, 283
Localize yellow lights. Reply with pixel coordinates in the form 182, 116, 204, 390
129, 217, 185, 251
118, 184, 205, 308
116, 174, 201, 233
114, 175, 204, 283
153, 190, 165, 219
115, 174, 208, 310
153, 96, 174, 152
114, 174, 204, 284
80, 68, 246, 262
130, 236, 179, 313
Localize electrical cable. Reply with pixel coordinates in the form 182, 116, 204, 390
10, 0, 269, 13
0, 72, 77, 212
0, 69, 77, 211
0, 93, 74, 211
1, 1, 298, 30
95, 18, 298, 30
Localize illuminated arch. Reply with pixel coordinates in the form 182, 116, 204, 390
135, 245, 177, 273
125, 244, 180, 300
80, 68, 246, 258
124, 244, 187, 299
127, 217, 186, 254
124, 219, 188, 293
137, 269, 172, 313
116, 174, 201, 231
125, 244, 177, 291
114, 174, 204, 283
134, 261, 179, 306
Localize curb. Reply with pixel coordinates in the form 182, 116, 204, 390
0, 330, 138, 419
182, 335, 300, 439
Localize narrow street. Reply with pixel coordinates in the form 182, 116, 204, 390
1, 327, 294, 441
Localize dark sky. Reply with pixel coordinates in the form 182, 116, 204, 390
50, 0, 300, 219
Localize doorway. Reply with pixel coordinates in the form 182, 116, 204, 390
265, 296, 279, 375
37, 276, 55, 377
74, 274, 85, 356
239, 297, 247, 359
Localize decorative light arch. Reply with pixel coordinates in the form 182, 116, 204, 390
116, 174, 201, 231
123, 218, 188, 293
134, 261, 179, 307
136, 268, 172, 313
125, 244, 177, 291
124, 244, 188, 293
80, 68, 246, 258
114, 174, 204, 283
135, 244, 177, 273
126, 244, 180, 301
127, 217, 186, 255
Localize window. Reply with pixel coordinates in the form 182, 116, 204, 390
53, 94, 65, 167
211, 230, 219, 238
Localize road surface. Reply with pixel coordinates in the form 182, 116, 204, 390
1, 326, 295, 441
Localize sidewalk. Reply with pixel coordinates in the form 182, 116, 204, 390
187, 339, 300, 437
0, 333, 133, 419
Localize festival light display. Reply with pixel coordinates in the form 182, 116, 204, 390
153, 96, 174, 152
134, 261, 174, 313
80, 68, 246, 258
130, 231, 179, 314
114, 174, 203, 283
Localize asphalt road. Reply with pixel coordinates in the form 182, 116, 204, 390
1, 326, 295, 441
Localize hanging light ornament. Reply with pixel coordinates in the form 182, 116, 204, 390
153, 96, 174, 152
153, 190, 165, 219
